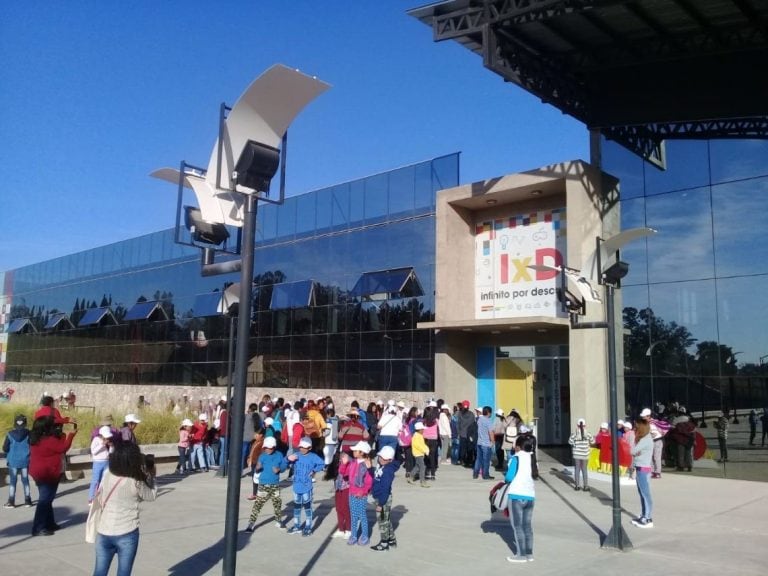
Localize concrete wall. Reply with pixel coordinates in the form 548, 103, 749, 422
5, 381, 437, 415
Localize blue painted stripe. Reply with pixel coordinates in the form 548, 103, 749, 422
476, 347, 495, 409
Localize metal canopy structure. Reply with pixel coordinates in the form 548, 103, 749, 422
409, 0, 768, 166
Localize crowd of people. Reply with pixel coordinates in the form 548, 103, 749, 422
7, 391, 765, 568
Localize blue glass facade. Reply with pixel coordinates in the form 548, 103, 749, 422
605, 138, 768, 414
2, 154, 459, 391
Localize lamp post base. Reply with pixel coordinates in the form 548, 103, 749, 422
602, 524, 633, 550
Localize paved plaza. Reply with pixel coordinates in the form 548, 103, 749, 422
1, 449, 766, 576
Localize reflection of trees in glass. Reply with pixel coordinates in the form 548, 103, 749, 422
624, 307, 697, 376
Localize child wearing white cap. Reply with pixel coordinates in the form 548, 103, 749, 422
568, 419, 594, 491
408, 422, 430, 488
88, 426, 113, 503
370, 445, 401, 551
176, 419, 193, 474
245, 436, 289, 532
346, 440, 373, 546
286, 437, 325, 536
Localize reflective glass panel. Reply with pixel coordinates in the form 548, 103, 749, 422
645, 187, 714, 283
602, 139, 645, 200
712, 177, 768, 277
644, 140, 710, 195
709, 139, 768, 184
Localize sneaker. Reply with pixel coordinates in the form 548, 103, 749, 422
287, 525, 302, 535
302, 528, 312, 537
3, 501, 14, 509
332, 529, 348, 538
358, 536, 369, 546
482, 475, 495, 480
506, 555, 527, 563
631, 517, 654, 528
347, 536, 358, 545
274, 522, 285, 531
24, 498, 33, 508
246, 494, 258, 501
526, 556, 535, 562
244, 523, 256, 533
574, 486, 582, 491
343, 530, 352, 539
583, 487, 590, 492
420, 482, 430, 488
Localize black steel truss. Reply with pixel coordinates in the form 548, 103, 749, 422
413, 0, 768, 166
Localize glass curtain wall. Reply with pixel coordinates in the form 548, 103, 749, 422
606, 138, 768, 480
3, 154, 459, 392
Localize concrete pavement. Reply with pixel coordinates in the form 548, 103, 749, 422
1, 450, 766, 575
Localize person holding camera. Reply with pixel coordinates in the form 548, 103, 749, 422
29, 415, 78, 536
92, 442, 157, 576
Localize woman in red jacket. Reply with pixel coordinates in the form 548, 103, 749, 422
29, 415, 77, 536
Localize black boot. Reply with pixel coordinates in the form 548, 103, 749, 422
370, 541, 390, 551
388, 538, 397, 548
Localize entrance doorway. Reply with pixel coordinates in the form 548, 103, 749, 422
477, 345, 570, 445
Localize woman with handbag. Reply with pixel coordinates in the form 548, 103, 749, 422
91, 442, 156, 576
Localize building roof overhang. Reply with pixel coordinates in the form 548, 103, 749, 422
409, 0, 768, 166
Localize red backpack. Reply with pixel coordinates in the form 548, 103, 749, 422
291, 422, 305, 448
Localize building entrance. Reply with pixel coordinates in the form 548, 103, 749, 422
477, 345, 570, 445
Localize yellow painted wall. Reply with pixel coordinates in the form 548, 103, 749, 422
496, 358, 534, 421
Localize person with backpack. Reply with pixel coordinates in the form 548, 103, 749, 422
3, 414, 33, 508
303, 400, 326, 458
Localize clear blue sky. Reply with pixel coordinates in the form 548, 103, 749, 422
0, 0, 587, 273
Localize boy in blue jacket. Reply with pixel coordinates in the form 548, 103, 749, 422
245, 436, 289, 532
3, 414, 32, 508
286, 437, 325, 536
370, 445, 401, 551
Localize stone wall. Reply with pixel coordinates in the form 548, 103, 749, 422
6, 381, 438, 415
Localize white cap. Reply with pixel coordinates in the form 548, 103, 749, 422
617, 419, 625, 427
299, 437, 312, 449
519, 425, 530, 434
264, 417, 274, 426
376, 399, 384, 406
124, 414, 141, 424
396, 401, 406, 408
220, 395, 228, 402
263, 437, 277, 449
623, 422, 633, 429
181, 419, 193, 427
600, 422, 609, 429
199, 413, 208, 421
442, 405, 452, 411
414, 421, 425, 430
387, 399, 396, 407
495, 409, 505, 416
640, 408, 652, 418
98, 426, 113, 438
378, 446, 395, 460
351, 440, 372, 453
428, 400, 438, 407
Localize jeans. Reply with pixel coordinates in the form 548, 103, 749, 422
636, 470, 653, 520
378, 435, 398, 453
177, 446, 189, 471
508, 499, 535, 557
473, 445, 493, 478
218, 437, 228, 469
717, 437, 728, 461
32, 481, 59, 534
425, 439, 439, 476
191, 444, 207, 470
292, 490, 314, 529
89, 460, 109, 501
8, 466, 31, 502
573, 458, 588, 488
93, 528, 140, 576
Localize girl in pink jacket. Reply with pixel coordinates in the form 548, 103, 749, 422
346, 441, 373, 546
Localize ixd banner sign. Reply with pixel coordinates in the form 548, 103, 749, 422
475, 208, 567, 319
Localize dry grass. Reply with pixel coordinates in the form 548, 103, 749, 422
0, 403, 180, 450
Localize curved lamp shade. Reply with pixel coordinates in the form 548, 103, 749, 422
152, 64, 330, 227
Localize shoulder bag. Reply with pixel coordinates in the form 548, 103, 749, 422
85, 477, 123, 543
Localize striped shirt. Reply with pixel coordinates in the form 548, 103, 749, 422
714, 415, 729, 439
569, 430, 594, 459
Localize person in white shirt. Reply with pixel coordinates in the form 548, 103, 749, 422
88, 426, 113, 504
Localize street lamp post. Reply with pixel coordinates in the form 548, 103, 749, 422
646, 341, 664, 410
535, 226, 656, 551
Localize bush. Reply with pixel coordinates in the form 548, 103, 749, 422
0, 404, 180, 450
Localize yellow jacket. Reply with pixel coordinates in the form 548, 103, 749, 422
411, 431, 429, 457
